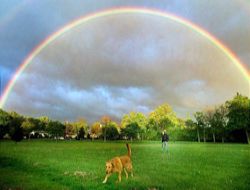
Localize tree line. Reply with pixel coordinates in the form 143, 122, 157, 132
0, 93, 249, 143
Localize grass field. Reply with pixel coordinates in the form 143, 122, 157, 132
0, 140, 249, 190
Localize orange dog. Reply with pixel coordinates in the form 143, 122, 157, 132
103, 144, 133, 183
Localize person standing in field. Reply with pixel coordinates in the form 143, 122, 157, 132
162, 130, 169, 153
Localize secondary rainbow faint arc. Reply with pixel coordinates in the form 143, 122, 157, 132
0, 7, 249, 108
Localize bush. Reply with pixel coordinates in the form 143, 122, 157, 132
10, 126, 23, 142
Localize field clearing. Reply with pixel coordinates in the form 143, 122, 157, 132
0, 140, 249, 190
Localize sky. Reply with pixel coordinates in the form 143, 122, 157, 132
0, 0, 249, 123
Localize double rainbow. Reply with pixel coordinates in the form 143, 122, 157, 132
0, 7, 249, 108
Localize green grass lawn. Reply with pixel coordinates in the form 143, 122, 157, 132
0, 140, 249, 190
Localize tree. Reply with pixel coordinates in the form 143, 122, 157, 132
226, 93, 250, 144
169, 118, 187, 141
91, 122, 102, 139
99, 116, 121, 141
101, 116, 112, 142
46, 120, 65, 139
10, 125, 23, 142
185, 119, 196, 129
77, 127, 85, 140
121, 122, 140, 141
66, 118, 88, 139
64, 122, 75, 138
121, 112, 147, 140
149, 104, 178, 131
38, 116, 50, 131
184, 118, 197, 141
9, 112, 24, 142
205, 109, 216, 143
215, 104, 228, 143
0, 109, 11, 139
194, 112, 205, 142
145, 118, 159, 140
105, 122, 119, 140
21, 118, 36, 139
73, 118, 88, 134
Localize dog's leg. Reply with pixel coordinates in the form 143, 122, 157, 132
124, 168, 128, 179
126, 163, 133, 177
102, 173, 111, 183
116, 171, 122, 183
130, 168, 134, 177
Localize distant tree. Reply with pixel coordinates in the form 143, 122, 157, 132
177, 118, 186, 129
64, 121, 75, 138
149, 104, 178, 131
9, 112, 24, 142
205, 109, 216, 143
226, 93, 250, 144
77, 127, 85, 140
38, 116, 50, 131
184, 118, 197, 141
168, 118, 186, 141
121, 122, 140, 141
121, 112, 147, 140
214, 104, 228, 143
194, 112, 205, 142
46, 120, 65, 139
10, 125, 23, 142
73, 118, 88, 134
145, 128, 159, 140
101, 116, 112, 142
91, 122, 102, 139
21, 118, 36, 139
105, 122, 119, 140
0, 109, 11, 139
185, 119, 196, 129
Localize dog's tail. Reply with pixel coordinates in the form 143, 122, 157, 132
126, 143, 131, 157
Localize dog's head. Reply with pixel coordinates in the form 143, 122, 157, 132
105, 162, 113, 174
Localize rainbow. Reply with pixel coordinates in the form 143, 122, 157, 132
0, 7, 249, 108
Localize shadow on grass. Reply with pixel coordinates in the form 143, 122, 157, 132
0, 156, 85, 190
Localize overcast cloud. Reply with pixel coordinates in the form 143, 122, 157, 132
0, 0, 249, 123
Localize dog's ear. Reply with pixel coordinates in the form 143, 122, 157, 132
111, 162, 115, 168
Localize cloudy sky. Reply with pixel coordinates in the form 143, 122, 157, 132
0, 0, 249, 123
